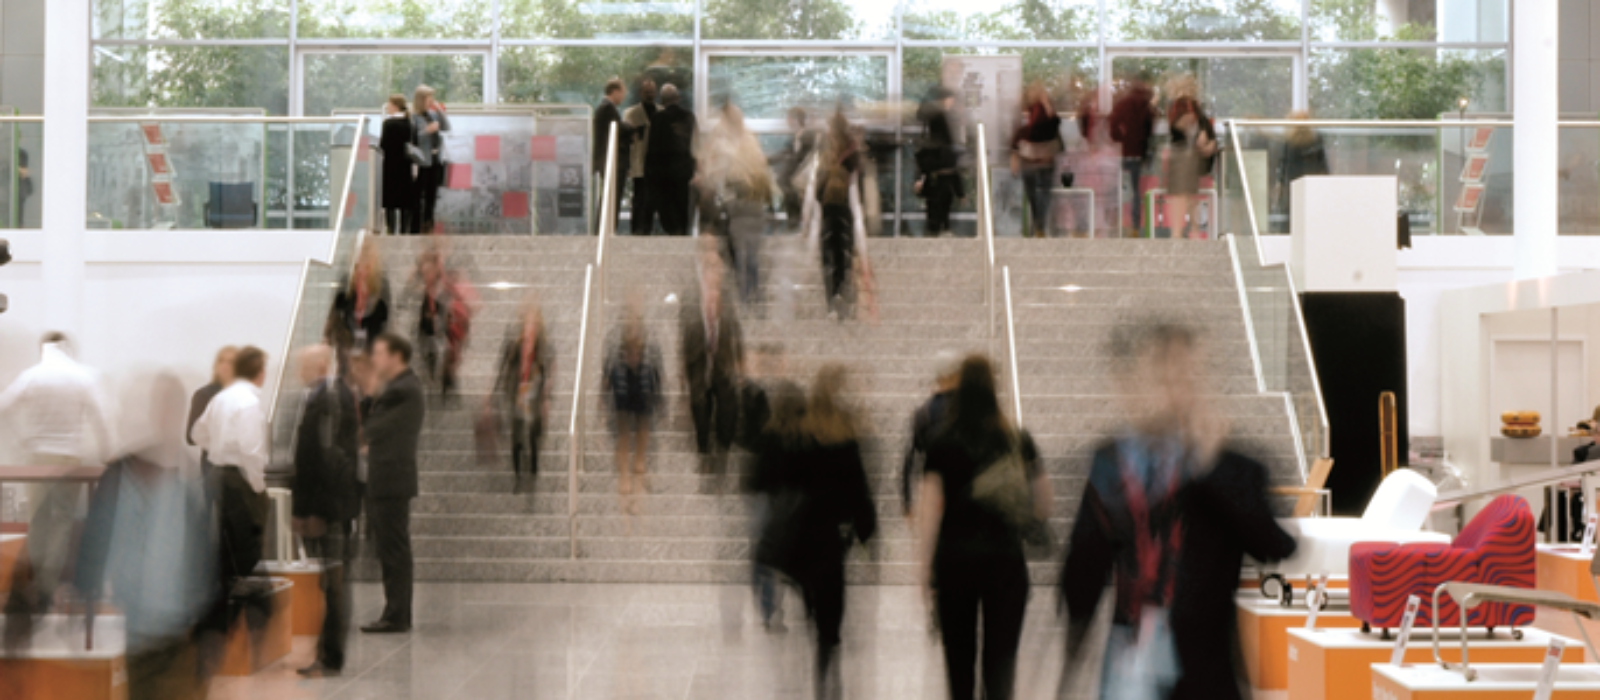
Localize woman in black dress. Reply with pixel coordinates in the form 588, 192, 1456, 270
916, 354, 1051, 700
378, 94, 415, 235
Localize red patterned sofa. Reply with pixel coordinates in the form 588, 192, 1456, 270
1348, 494, 1535, 637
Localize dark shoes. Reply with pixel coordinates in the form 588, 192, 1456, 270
360, 620, 411, 634
297, 660, 343, 677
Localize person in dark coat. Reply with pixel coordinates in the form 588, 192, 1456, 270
493, 300, 555, 495
1271, 111, 1331, 233
901, 351, 960, 517
737, 344, 784, 629
1109, 79, 1155, 235
916, 88, 964, 237
187, 345, 237, 484
329, 240, 390, 358
410, 85, 451, 234
623, 79, 659, 235
679, 246, 743, 480
379, 94, 415, 235
290, 346, 362, 676
645, 83, 696, 236
917, 355, 1050, 700
757, 367, 877, 700
360, 333, 426, 635
1060, 323, 1296, 700
592, 78, 632, 232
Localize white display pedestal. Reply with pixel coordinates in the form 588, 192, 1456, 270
1289, 175, 1398, 293
1288, 627, 1581, 700
1372, 663, 1600, 699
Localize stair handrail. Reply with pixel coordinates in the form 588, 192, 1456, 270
976, 124, 995, 340
1224, 121, 1331, 479
1002, 265, 1022, 425
567, 122, 619, 559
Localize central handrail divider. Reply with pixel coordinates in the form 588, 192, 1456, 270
1002, 266, 1022, 425
568, 122, 619, 559
976, 125, 995, 341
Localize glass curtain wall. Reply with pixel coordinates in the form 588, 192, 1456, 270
90, 0, 1511, 235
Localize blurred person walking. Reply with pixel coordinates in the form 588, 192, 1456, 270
602, 306, 661, 514
0, 333, 112, 630
1060, 323, 1294, 700
738, 344, 786, 630
379, 94, 416, 235
1110, 78, 1156, 236
331, 239, 391, 356
755, 367, 877, 700
290, 345, 362, 677
916, 88, 964, 238
808, 112, 867, 320
680, 244, 743, 483
624, 79, 659, 235
495, 299, 555, 495
362, 333, 426, 634
901, 350, 961, 518
187, 345, 238, 483
699, 104, 773, 306
412, 245, 478, 404
74, 373, 220, 700
190, 346, 271, 596
1012, 83, 1063, 238
1163, 77, 1216, 240
777, 107, 820, 230
646, 83, 697, 236
411, 85, 451, 234
593, 77, 632, 232
1271, 110, 1330, 233
916, 355, 1050, 700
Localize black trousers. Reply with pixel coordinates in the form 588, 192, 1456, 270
800, 566, 846, 700
383, 207, 413, 235
413, 165, 443, 234
304, 520, 352, 669
630, 178, 656, 235
511, 415, 542, 479
652, 177, 691, 235
935, 548, 1029, 700
924, 174, 958, 236
368, 497, 413, 627
218, 467, 267, 583
820, 204, 855, 314
689, 378, 738, 456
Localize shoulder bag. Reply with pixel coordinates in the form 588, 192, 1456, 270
971, 434, 1036, 532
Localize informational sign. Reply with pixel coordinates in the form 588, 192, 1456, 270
1389, 595, 1422, 667
557, 164, 585, 218
1533, 638, 1567, 700
1583, 513, 1597, 556
1466, 127, 1494, 152
941, 54, 1022, 159
139, 122, 177, 206
1453, 184, 1485, 213
1459, 154, 1488, 183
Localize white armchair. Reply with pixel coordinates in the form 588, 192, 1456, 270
1256, 469, 1452, 604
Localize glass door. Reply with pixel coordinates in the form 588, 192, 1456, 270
698, 50, 901, 234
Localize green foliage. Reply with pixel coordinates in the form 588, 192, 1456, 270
701, 0, 858, 40
296, 0, 491, 38
1113, 0, 1299, 41
1306, 0, 1502, 118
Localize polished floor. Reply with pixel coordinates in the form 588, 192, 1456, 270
210, 582, 1095, 700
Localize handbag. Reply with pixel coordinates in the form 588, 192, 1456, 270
1016, 137, 1062, 163
406, 142, 430, 166
970, 434, 1036, 532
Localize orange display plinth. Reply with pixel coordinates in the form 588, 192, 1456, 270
0, 533, 23, 593
0, 614, 126, 700
1372, 663, 1600, 699
259, 561, 329, 636
1288, 627, 1583, 700
217, 578, 293, 677
1539, 545, 1599, 603
1238, 595, 1363, 691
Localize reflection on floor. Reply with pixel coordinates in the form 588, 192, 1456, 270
210, 582, 1084, 700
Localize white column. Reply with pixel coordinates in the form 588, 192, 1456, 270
1512, 0, 1558, 280
39, 0, 89, 337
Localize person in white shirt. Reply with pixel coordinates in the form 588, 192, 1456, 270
190, 346, 270, 589
0, 331, 111, 614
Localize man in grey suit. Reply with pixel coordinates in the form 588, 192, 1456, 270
361, 333, 425, 634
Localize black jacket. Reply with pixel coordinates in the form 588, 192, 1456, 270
1062, 446, 1295, 700
330, 276, 390, 350
592, 99, 632, 176
364, 369, 425, 500
379, 114, 416, 208
292, 378, 363, 522
645, 104, 697, 182
901, 390, 953, 514
755, 435, 877, 581
678, 293, 743, 395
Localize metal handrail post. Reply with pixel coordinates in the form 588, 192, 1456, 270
1003, 266, 1022, 425
569, 264, 595, 559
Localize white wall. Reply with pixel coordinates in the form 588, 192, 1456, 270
1559, 0, 1600, 114
1260, 236, 1600, 439
0, 230, 331, 456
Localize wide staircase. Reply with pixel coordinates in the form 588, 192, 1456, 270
361, 234, 1307, 585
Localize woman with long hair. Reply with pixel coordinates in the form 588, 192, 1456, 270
411, 85, 451, 233
1163, 75, 1216, 239
756, 365, 876, 700
330, 238, 390, 364
917, 355, 1050, 700
493, 298, 554, 494
808, 111, 867, 319
378, 94, 414, 234
1012, 82, 1062, 238
699, 104, 774, 306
